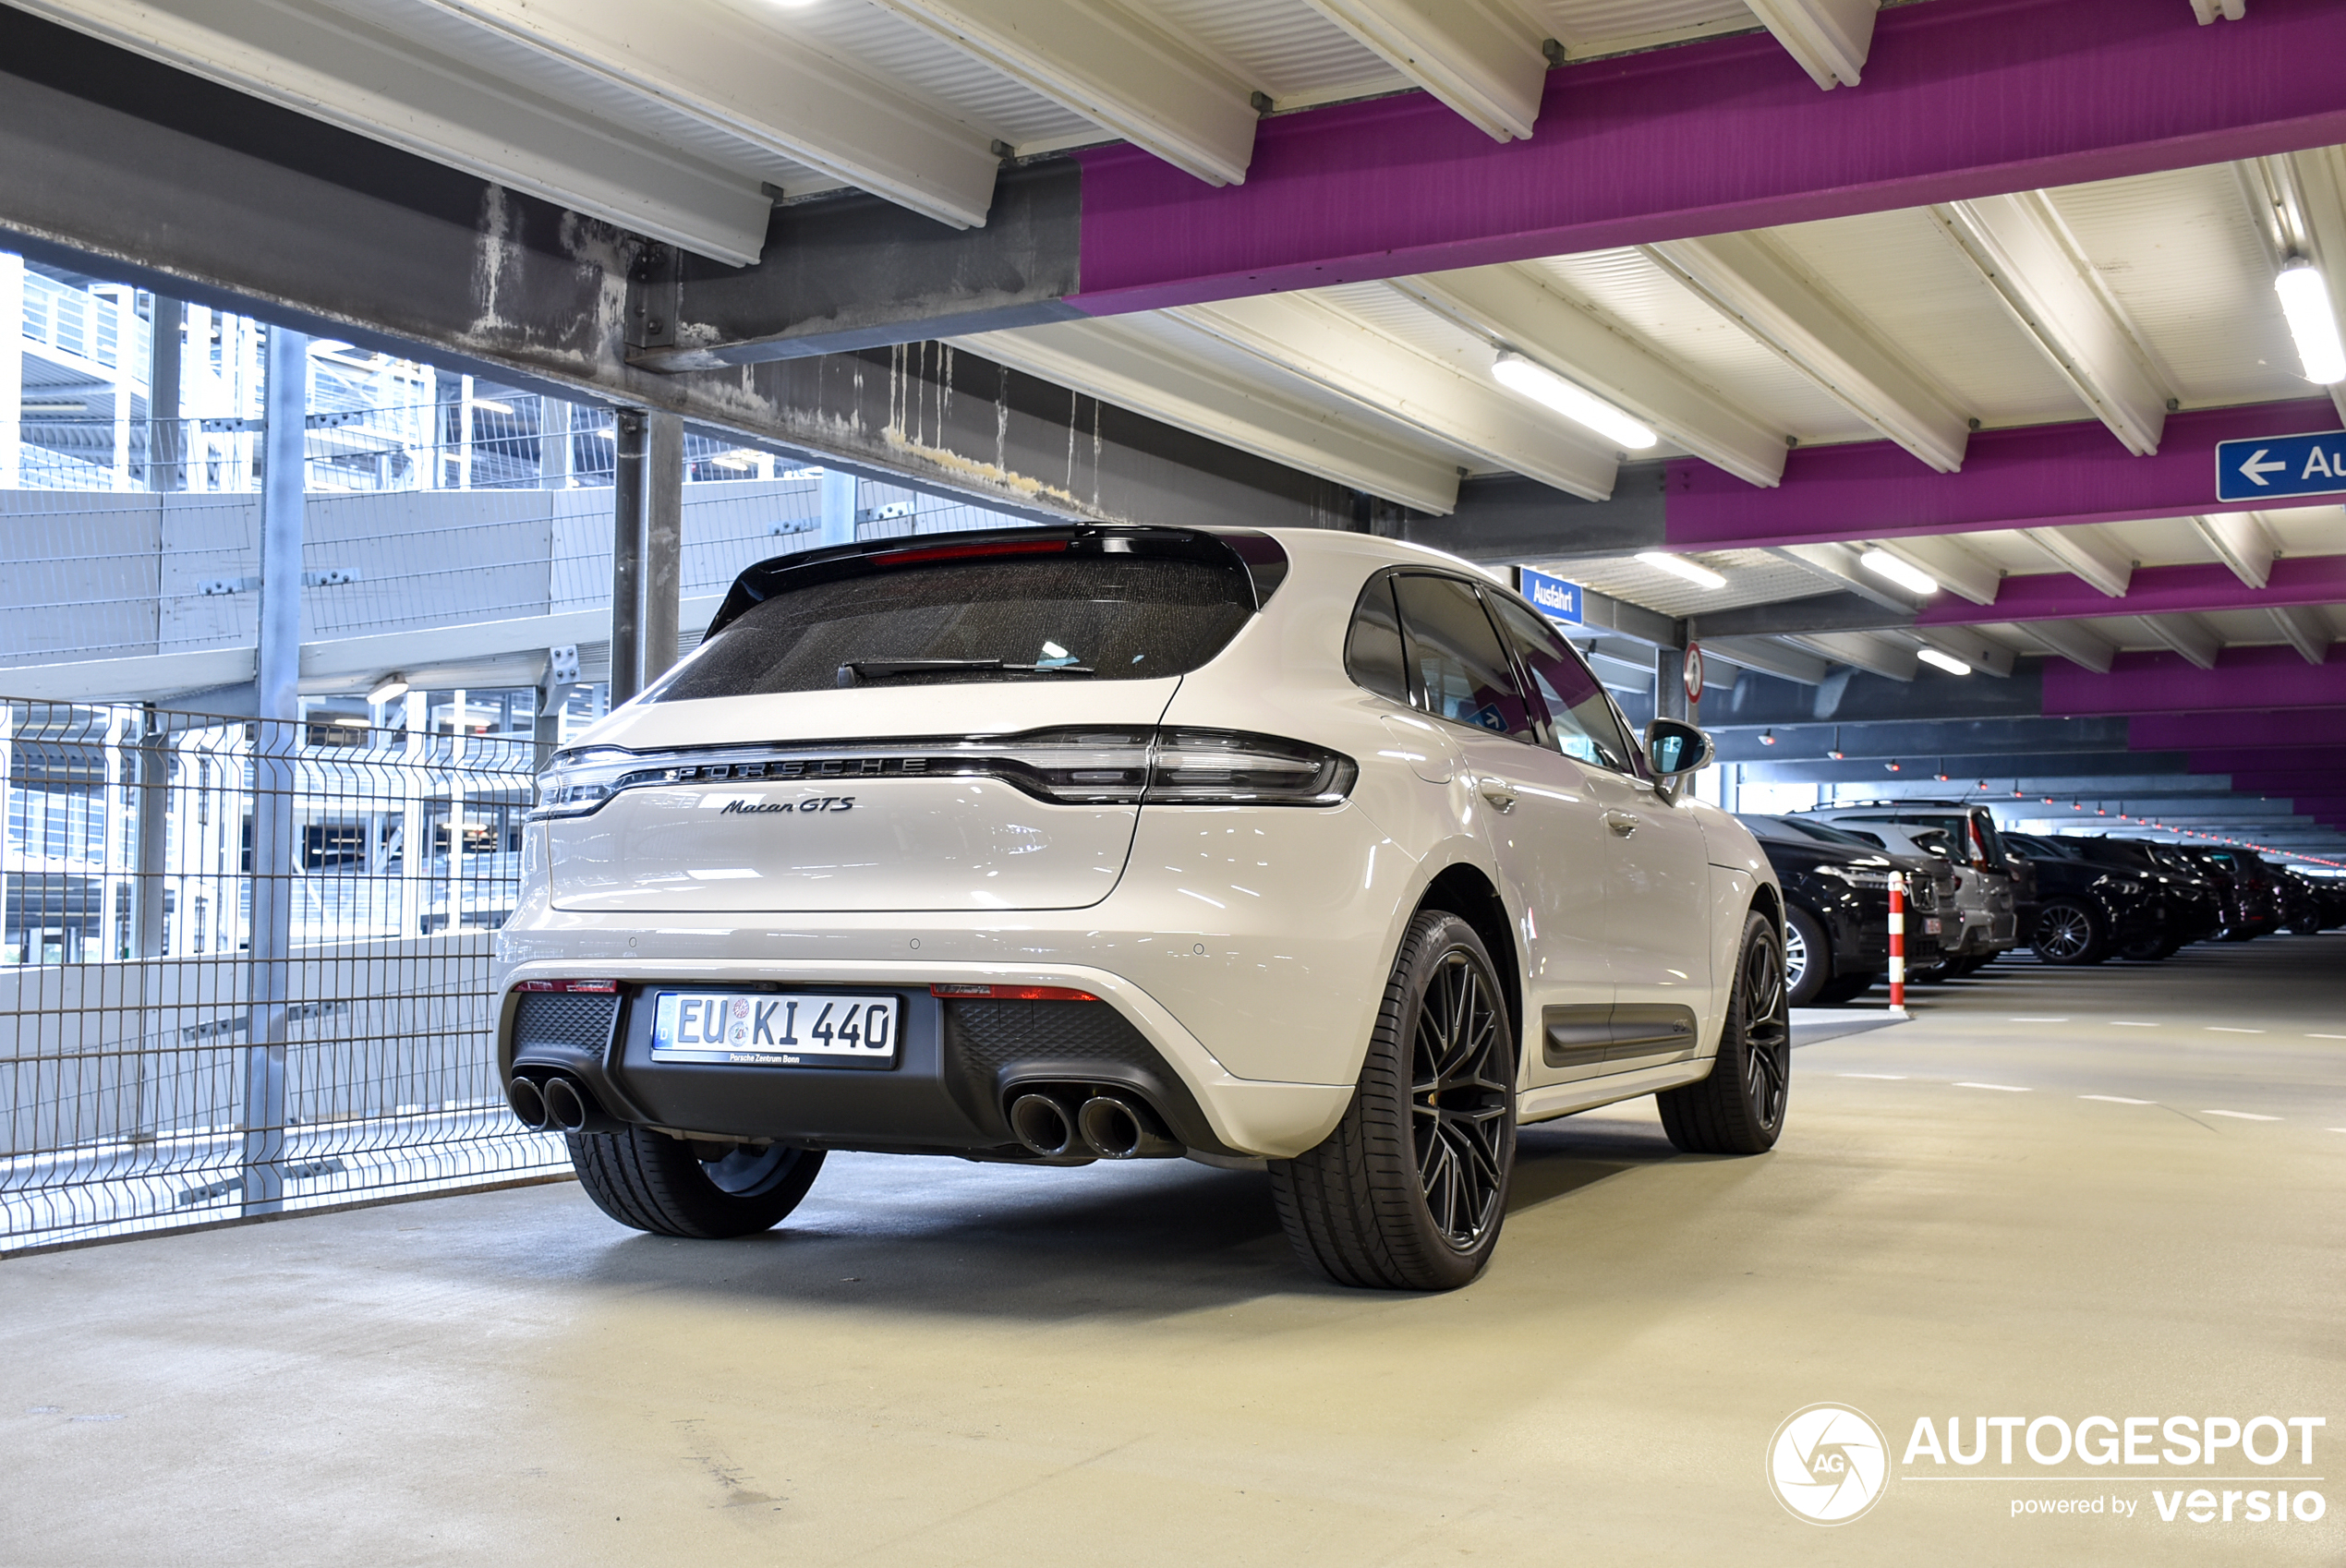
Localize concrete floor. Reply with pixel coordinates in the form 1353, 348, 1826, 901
6, 937, 2343, 1566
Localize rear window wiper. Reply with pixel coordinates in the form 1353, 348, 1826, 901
836, 658, 1096, 686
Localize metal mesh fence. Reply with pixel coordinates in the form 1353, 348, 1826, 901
1, 697, 566, 1251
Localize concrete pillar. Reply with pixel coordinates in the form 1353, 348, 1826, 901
609, 411, 647, 705
147, 296, 183, 492
0, 251, 20, 489
643, 411, 683, 686
538, 398, 573, 488
242, 324, 307, 1217
1655, 646, 1689, 724
819, 467, 857, 548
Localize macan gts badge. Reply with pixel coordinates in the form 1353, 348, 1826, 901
496, 525, 1790, 1290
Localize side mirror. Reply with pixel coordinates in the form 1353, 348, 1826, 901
1644, 718, 1714, 801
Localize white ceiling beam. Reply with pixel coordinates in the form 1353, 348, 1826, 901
1771, 542, 1923, 613
15, 0, 780, 263
2136, 613, 2221, 669
1396, 266, 1788, 488
2019, 620, 2119, 674
951, 318, 1462, 513
1913, 627, 2015, 678
2192, 513, 2277, 588
1701, 636, 1830, 686
2191, 0, 2247, 21
2021, 525, 2134, 597
1169, 294, 1618, 501
2270, 604, 2334, 664
1645, 233, 1971, 473
1931, 193, 2171, 455
1786, 630, 1918, 681
1871, 535, 2001, 606
1745, 0, 1878, 89
412, 0, 1003, 231
1300, 2, 1548, 141
2277, 149, 2346, 426
864, 0, 1258, 187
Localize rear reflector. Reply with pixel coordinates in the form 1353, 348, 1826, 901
514, 978, 620, 994
929, 983, 1100, 1002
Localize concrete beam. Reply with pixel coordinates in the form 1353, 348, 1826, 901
1919, 552, 2346, 627
1300, 1, 1549, 143
1708, 716, 2135, 763
1409, 469, 1666, 562
2045, 646, 2346, 717
0, 21, 1355, 535
1691, 593, 1911, 638
2136, 710, 2346, 751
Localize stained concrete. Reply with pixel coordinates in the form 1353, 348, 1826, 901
4, 935, 2343, 1566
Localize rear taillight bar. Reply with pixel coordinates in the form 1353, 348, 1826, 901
513, 978, 619, 993
930, 983, 1100, 1001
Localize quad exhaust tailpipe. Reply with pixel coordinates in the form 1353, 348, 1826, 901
1010, 1092, 1083, 1160
510, 1072, 607, 1133
506, 1075, 550, 1131
1077, 1094, 1182, 1160
541, 1075, 591, 1133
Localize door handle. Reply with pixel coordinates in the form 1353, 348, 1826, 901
1604, 810, 1641, 837
1478, 778, 1518, 813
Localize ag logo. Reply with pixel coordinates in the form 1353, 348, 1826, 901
1766, 1404, 1889, 1525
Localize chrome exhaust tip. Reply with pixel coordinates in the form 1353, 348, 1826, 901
506, 1076, 550, 1131
541, 1075, 591, 1134
1077, 1095, 1181, 1160
1009, 1092, 1081, 1159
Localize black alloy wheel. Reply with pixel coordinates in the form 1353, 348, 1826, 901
1656, 911, 1790, 1155
2032, 899, 2108, 965
1272, 910, 1517, 1291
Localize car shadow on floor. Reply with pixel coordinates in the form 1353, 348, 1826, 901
1507, 1116, 1683, 1212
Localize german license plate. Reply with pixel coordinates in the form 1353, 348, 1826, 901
649, 992, 899, 1067
1922, 917, 1943, 935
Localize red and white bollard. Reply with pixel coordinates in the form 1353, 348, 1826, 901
1887, 871, 1908, 1017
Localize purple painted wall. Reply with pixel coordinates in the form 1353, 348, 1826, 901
1919, 553, 2346, 627
1070, 0, 2346, 315
1664, 401, 2341, 549
2135, 711, 2346, 752
2049, 646, 2346, 717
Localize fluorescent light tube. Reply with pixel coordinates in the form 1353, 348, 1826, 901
1860, 549, 1940, 597
1635, 550, 1727, 589
1917, 647, 1972, 675
369, 674, 410, 706
1491, 354, 1658, 450
2276, 260, 2346, 384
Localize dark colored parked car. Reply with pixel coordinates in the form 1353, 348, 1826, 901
2001, 833, 2166, 965
2273, 866, 2346, 934
1738, 814, 1947, 1006
2175, 847, 2285, 940
2054, 837, 2224, 958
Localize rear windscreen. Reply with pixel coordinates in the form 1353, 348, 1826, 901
654, 553, 1257, 701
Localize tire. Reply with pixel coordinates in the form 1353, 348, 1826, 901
2032, 899, 2109, 965
1814, 971, 1878, 1006
568, 1128, 825, 1239
2116, 935, 2173, 962
1782, 903, 1833, 1007
1270, 910, 1516, 1291
1656, 911, 1790, 1156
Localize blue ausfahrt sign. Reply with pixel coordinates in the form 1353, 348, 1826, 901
2214, 428, 2346, 503
1516, 567, 1583, 625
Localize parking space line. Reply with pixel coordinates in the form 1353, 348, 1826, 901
1955, 1082, 2031, 1092
1838, 1072, 1907, 1080
2311, 1034, 2346, 1041
2203, 1110, 2281, 1121
2108, 1021, 2156, 1028
2010, 1017, 2069, 1023
2207, 1027, 2266, 1034
2080, 1095, 2155, 1104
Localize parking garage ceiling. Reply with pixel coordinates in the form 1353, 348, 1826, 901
2, 0, 2343, 857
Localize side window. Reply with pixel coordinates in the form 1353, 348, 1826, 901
1390, 573, 1538, 742
1343, 573, 1409, 706
1486, 595, 1639, 773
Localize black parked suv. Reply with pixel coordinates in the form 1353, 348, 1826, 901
1738, 814, 1948, 1005
2175, 847, 2285, 940
2001, 833, 2166, 965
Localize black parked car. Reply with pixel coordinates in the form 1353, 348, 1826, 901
2175, 847, 2285, 939
2001, 833, 2166, 965
2273, 866, 2346, 933
2058, 837, 2223, 958
1738, 814, 1947, 1006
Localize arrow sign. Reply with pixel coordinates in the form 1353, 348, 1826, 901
2215, 428, 2346, 502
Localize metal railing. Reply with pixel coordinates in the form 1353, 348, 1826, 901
1, 698, 568, 1251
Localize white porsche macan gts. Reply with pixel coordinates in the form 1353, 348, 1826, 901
495, 524, 1789, 1290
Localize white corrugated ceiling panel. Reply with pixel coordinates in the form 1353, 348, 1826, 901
1142, 0, 1400, 101
2042, 163, 2308, 412
1519, 247, 1876, 444
1766, 207, 2085, 428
